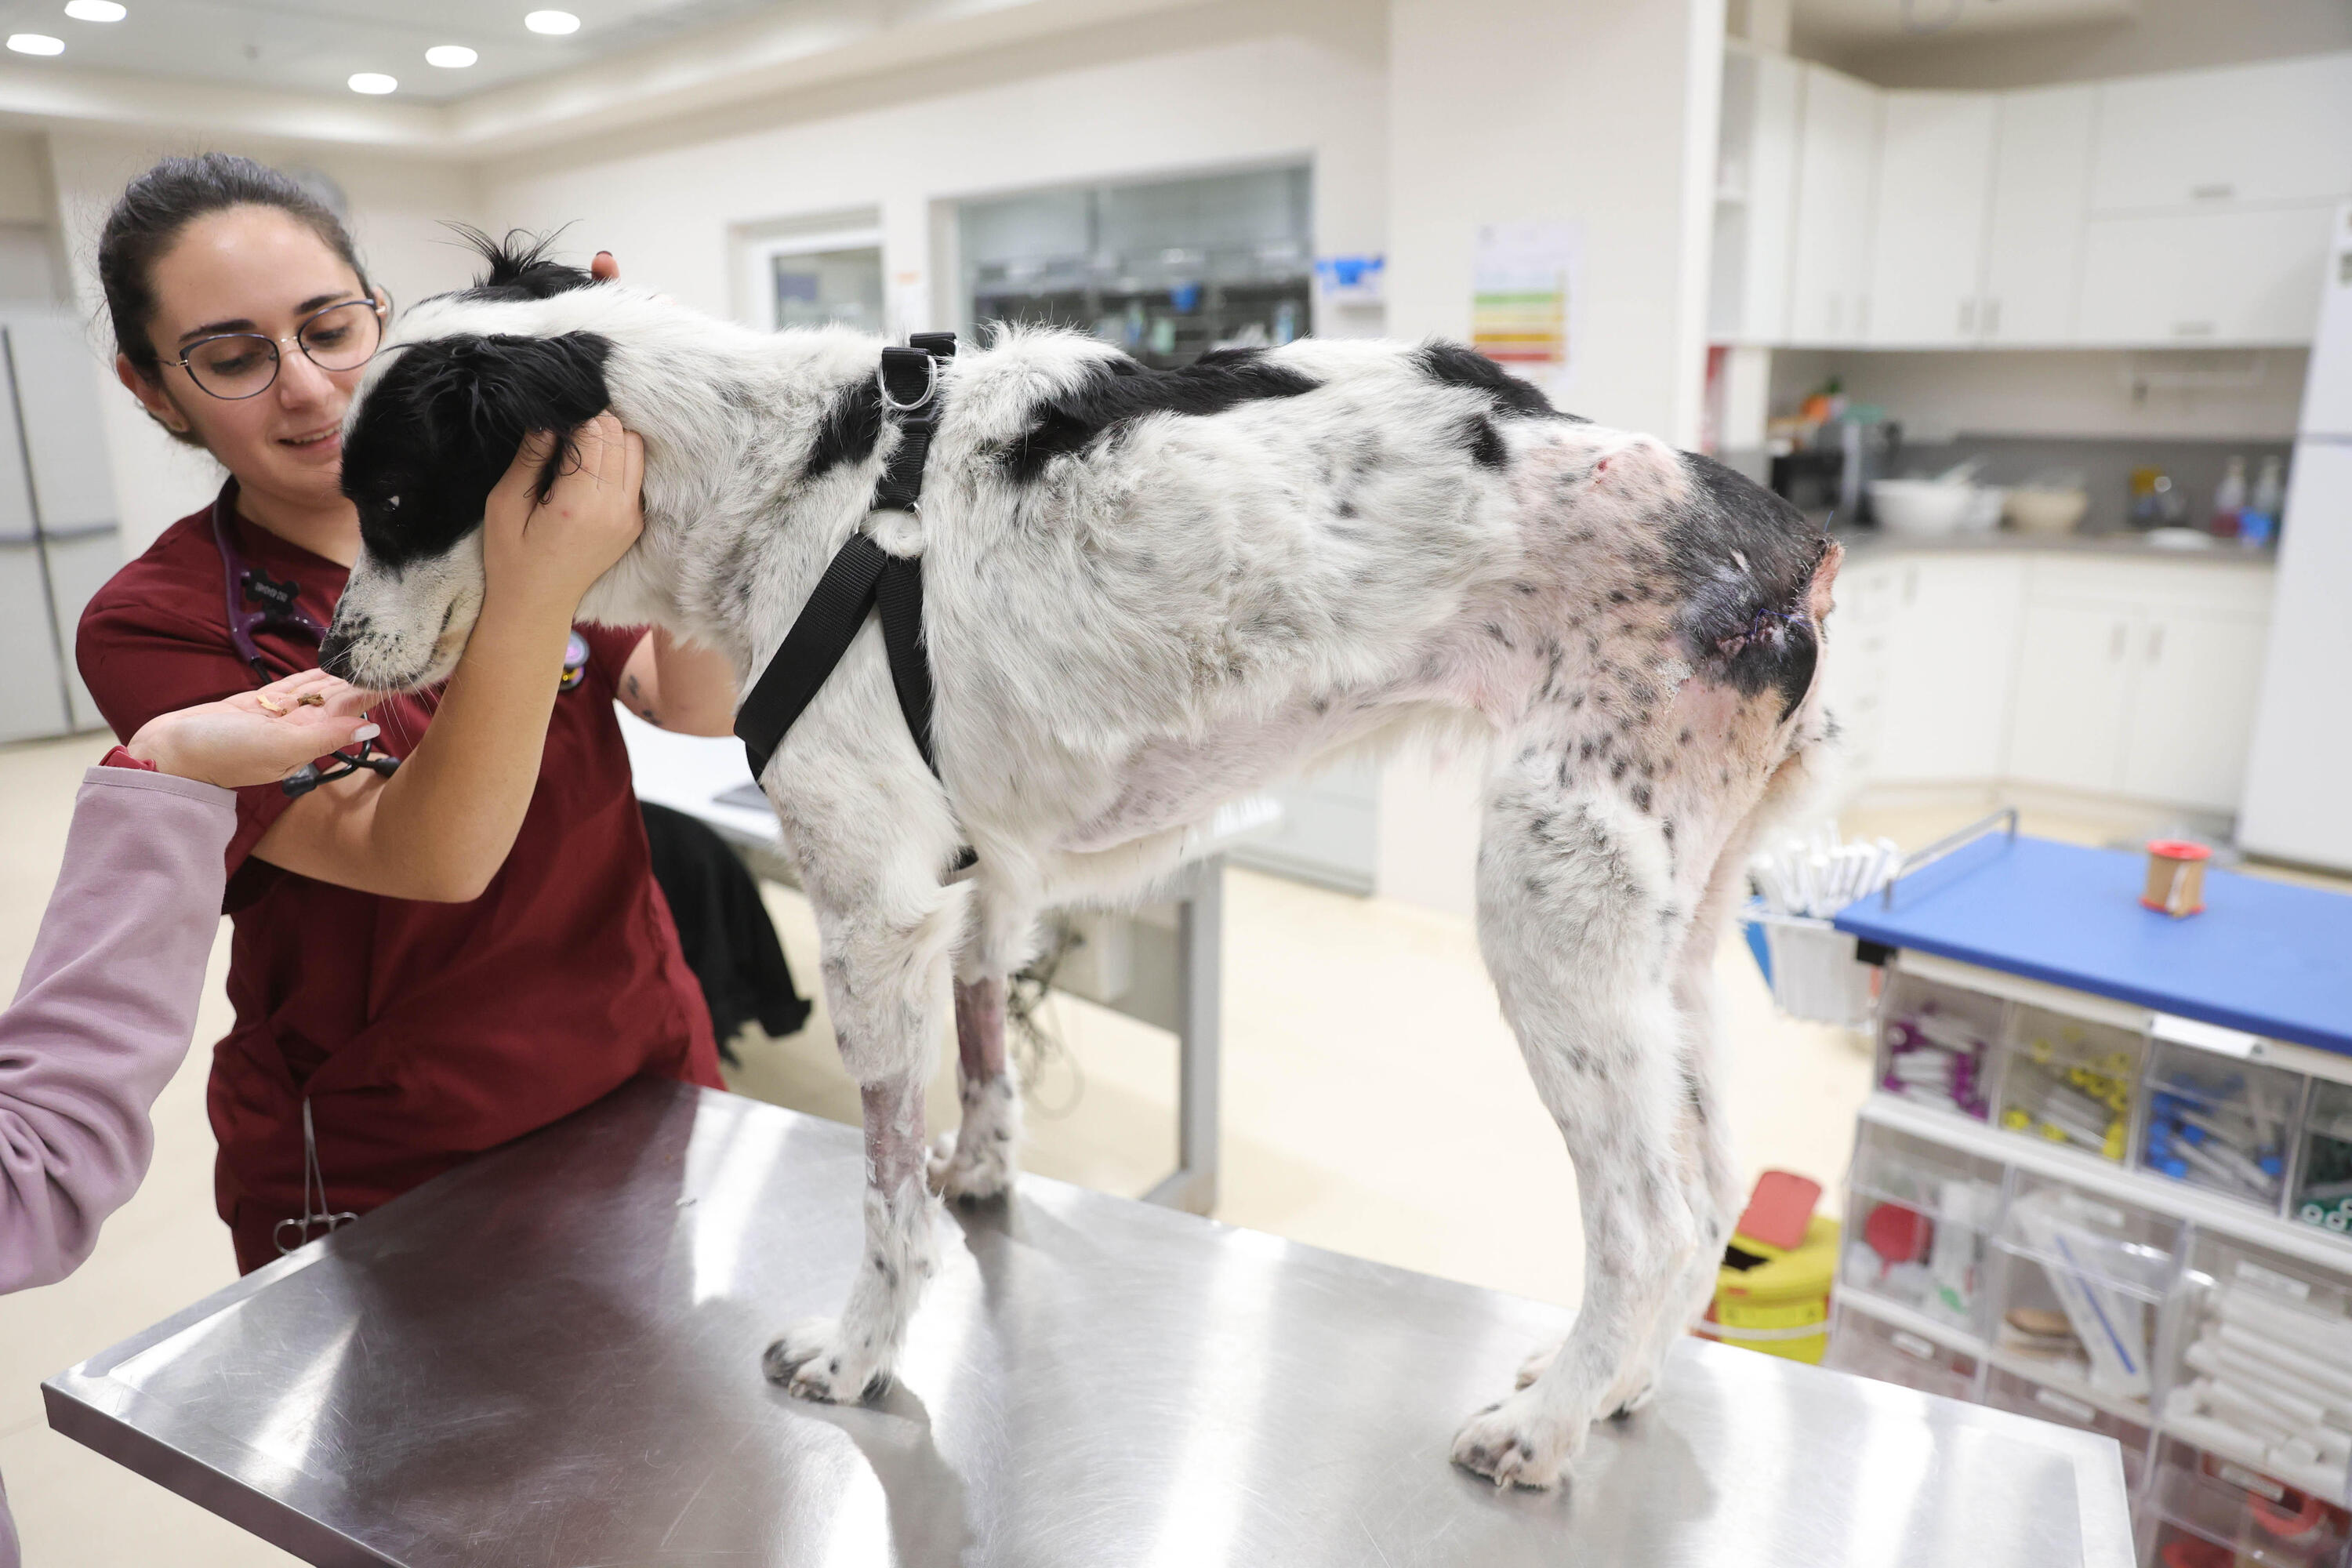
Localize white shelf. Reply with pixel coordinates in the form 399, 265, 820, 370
1863, 1092, 2352, 1279
1836, 1284, 1986, 1358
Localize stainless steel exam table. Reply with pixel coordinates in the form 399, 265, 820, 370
46, 1080, 2134, 1567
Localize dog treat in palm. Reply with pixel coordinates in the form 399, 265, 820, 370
256, 695, 287, 714
297, 691, 325, 706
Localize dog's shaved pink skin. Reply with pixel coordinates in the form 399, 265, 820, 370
953, 977, 1007, 1081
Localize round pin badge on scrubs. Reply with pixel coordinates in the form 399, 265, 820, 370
560, 631, 589, 692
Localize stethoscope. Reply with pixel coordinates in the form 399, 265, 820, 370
209, 479, 390, 1255
207, 479, 401, 800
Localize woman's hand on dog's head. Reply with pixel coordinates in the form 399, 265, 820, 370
482, 410, 645, 623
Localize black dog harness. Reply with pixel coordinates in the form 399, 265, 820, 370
734, 332, 975, 873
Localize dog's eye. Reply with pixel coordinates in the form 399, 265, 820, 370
383, 495, 401, 511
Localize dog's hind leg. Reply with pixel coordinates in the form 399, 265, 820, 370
929, 889, 1034, 1203
1451, 763, 1708, 1490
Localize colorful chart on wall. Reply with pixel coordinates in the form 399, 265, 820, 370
1472, 220, 1581, 395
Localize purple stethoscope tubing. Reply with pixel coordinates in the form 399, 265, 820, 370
210, 478, 328, 677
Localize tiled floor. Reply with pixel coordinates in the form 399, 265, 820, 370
0, 728, 2333, 1564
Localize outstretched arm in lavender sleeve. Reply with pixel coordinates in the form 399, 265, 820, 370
0, 671, 376, 1293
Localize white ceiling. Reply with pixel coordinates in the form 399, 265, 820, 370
1792, 0, 2136, 44
0, 0, 783, 101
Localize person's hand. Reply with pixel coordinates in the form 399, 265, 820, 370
126, 670, 379, 788
481, 412, 645, 623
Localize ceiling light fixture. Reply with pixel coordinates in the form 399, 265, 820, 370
424, 44, 477, 67
64, 1, 127, 21
6, 33, 64, 54
347, 71, 397, 94
523, 10, 579, 35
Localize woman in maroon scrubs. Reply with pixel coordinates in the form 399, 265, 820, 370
76, 154, 739, 1272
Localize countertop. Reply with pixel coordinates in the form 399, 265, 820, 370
1830, 526, 2278, 566
42, 1078, 2140, 1568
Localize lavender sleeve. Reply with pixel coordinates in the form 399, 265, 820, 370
0, 767, 234, 1294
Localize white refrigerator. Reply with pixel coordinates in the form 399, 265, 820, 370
2240, 203, 2352, 870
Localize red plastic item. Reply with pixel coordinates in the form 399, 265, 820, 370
1735, 1171, 1822, 1252
1863, 1201, 1933, 1265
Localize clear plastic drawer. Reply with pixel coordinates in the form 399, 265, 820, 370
1840, 1121, 2005, 1338
2146, 1436, 2349, 1568
1825, 1301, 1981, 1403
1989, 1174, 2178, 1421
1994, 1003, 2143, 1165
2292, 1079, 2352, 1236
1876, 969, 2003, 1122
2160, 1233, 2352, 1508
2136, 1041, 2299, 1212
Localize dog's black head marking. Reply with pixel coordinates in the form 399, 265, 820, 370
1668, 452, 1828, 721
1001, 346, 1320, 484
1414, 340, 1584, 423
341, 330, 614, 566
446, 223, 600, 303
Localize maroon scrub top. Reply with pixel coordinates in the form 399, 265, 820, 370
78, 492, 724, 1272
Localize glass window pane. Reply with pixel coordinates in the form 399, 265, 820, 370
771, 246, 884, 332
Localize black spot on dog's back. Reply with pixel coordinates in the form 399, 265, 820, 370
804, 378, 883, 481
1001, 347, 1319, 483
1414, 340, 1581, 421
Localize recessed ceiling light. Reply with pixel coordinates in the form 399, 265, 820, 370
523, 10, 579, 35
64, 1, 127, 21
7, 33, 64, 54
347, 71, 397, 94
424, 44, 477, 67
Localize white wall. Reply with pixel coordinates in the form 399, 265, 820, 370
44, 131, 483, 557
479, 0, 1387, 339
1376, 0, 1725, 919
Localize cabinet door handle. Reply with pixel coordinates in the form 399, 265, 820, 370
1857, 295, 1871, 337
1827, 292, 1842, 335
2173, 321, 2216, 338
2190, 181, 2235, 201
1982, 297, 2000, 337
2110, 622, 2128, 660
2148, 624, 2164, 663
1958, 298, 1976, 336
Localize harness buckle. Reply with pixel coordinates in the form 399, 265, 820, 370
877, 350, 939, 415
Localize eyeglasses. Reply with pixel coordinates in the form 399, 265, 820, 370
174, 296, 387, 401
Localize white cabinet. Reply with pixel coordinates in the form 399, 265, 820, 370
2089, 53, 2352, 214
1867, 91, 1998, 347
2002, 561, 2274, 813
1872, 556, 2024, 785
2075, 205, 2339, 347
2009, 602, 2136, 796
1788, 63, 1880, 346
1821, 557, 1898, 779
1710, 46, 1802, 344
1978, 85, 2095, 344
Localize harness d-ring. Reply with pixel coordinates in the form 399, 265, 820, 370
274, 1098, 358, 1255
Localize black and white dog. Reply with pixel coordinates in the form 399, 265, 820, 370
325, 235, 1838, 1490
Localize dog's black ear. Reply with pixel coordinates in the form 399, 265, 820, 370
448, 223, 597, 300
426, 332, 616, 498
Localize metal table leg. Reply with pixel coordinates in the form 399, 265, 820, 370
1145, 853, 1221, 1215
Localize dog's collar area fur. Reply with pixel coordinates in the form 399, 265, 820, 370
734, 332, 978, 882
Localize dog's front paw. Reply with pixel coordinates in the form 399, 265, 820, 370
1452, 1389, 1584, 1490
761, 1317, 888, 1403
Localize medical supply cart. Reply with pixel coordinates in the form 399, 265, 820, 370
1831, 825, 2352, 1568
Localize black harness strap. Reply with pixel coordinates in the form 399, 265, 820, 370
735, 332, 958, 799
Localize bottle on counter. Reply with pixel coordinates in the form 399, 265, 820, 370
2241, 455, 2285, 546
2209, 456, 2247, 539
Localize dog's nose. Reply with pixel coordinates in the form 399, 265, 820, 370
318, 624, 358, 682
